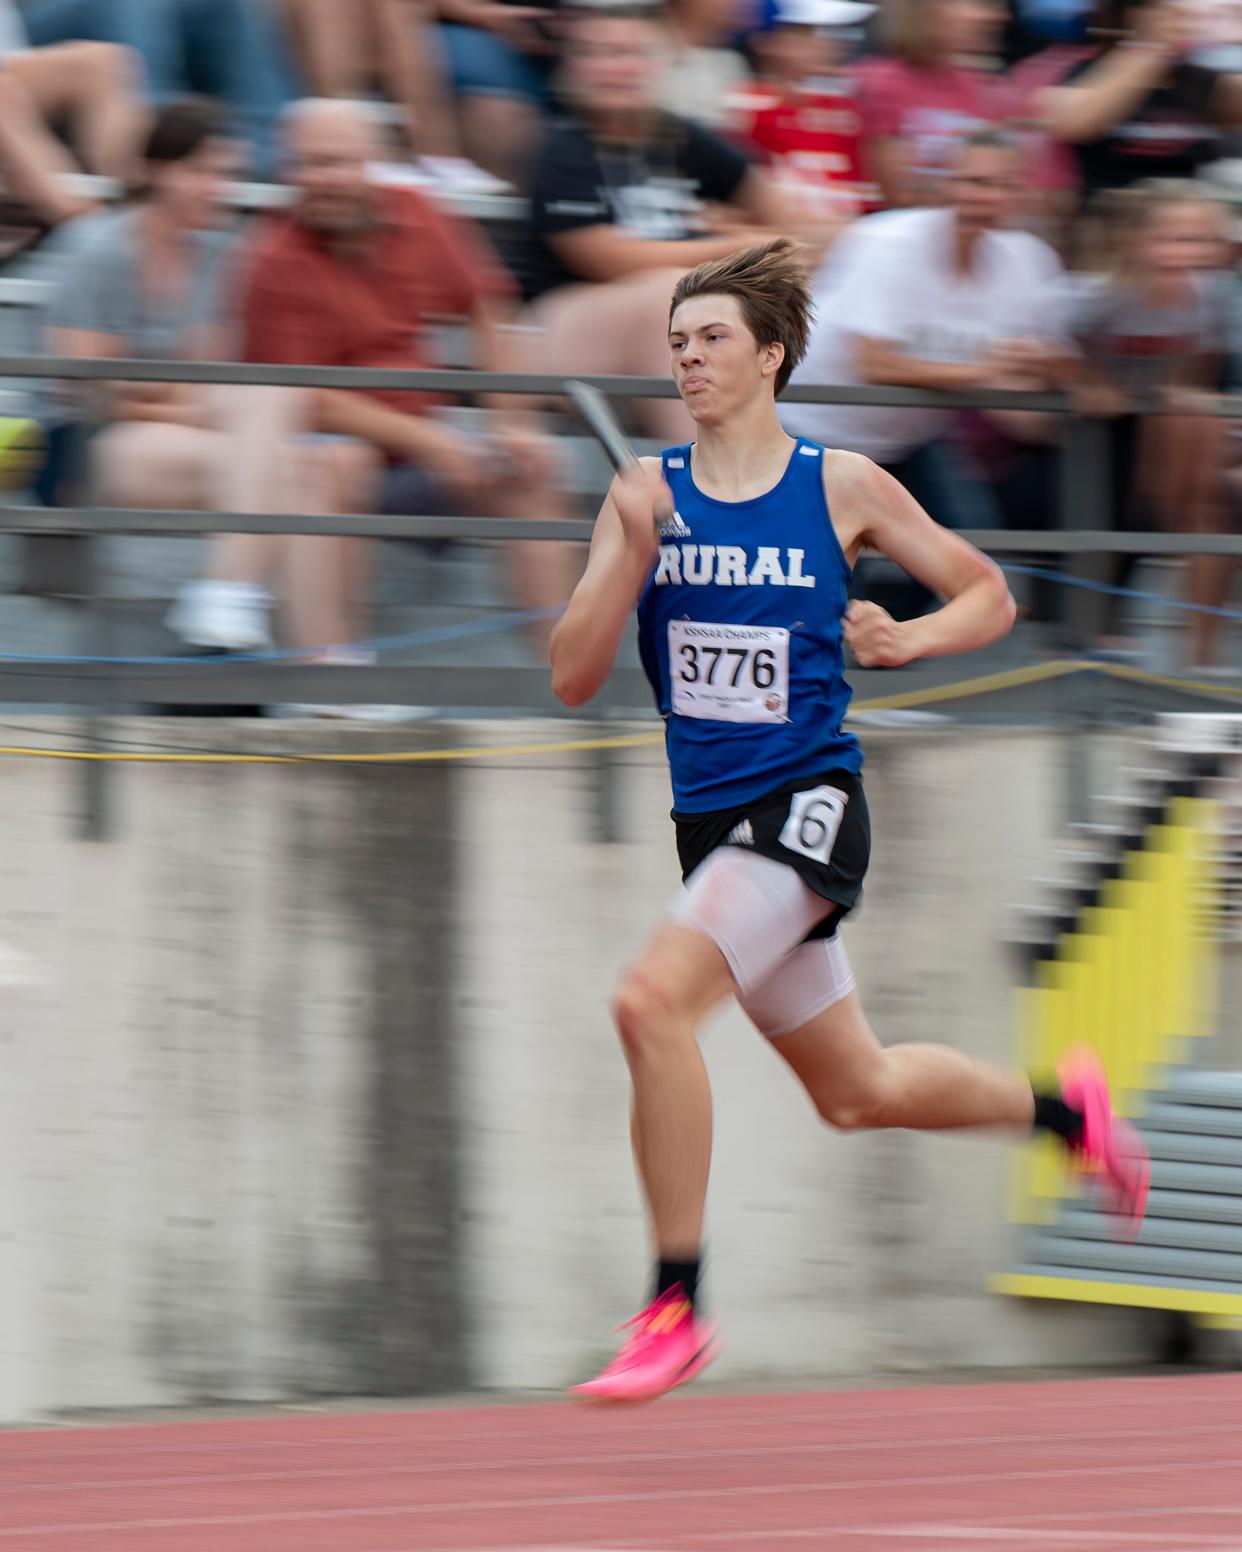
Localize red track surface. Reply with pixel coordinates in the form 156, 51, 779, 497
3, 1375, 1242, 1551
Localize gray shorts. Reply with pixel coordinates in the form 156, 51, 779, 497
379, 461, 454, 518
301, 431, 494, 522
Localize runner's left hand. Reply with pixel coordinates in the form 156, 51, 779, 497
843, 600, 914, 668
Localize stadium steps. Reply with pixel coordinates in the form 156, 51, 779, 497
996, 714, 1242, 1322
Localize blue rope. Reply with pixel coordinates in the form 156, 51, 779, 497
0, 604, 563, 665
1002, 563, 1242, 623
0, 561, 1234, 666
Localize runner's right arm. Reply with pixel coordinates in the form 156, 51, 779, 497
550, 459, 669, 707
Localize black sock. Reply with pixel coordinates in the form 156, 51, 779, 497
655, 1256, 701, 1311
1032, 1091, 1084, 1144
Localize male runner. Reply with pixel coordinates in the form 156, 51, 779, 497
549, 238, 1149, 1404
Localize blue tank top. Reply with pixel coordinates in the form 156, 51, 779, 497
636, 436, 862, 814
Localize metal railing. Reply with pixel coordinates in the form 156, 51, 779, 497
2, 355, 1237, 841
1, 357, 1240, 717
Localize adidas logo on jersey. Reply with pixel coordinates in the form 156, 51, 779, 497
659, 511, 692, 540
726, 819, 755, 847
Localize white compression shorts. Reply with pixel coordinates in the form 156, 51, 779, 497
667, 847, 856, 1040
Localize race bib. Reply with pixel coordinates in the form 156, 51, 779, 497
668, 620, 790, 724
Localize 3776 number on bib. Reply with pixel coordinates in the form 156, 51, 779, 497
668, 620, 790, 724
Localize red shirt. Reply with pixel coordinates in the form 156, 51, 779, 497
238, 186, 514, 418
727, 80, 877, 211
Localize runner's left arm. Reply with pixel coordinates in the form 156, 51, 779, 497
823, 449, 1015, 669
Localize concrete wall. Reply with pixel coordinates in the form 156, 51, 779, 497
0, 721, 1157, 1423
0, 744, 467, 1421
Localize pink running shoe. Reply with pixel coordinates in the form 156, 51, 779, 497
572, 1287, 720, 1404
1058, 1047, 1150, 1240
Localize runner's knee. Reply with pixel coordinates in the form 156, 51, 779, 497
611, 967, 686, 1062
812, 1063, 894, 1133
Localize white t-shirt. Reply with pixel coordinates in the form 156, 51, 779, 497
782, 207, 1066, 464
656, 45, 752, 130
0, 0, 27, 54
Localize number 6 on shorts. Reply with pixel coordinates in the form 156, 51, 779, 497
779, 785, 847, 865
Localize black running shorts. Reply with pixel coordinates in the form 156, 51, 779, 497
672, 769, 870, 943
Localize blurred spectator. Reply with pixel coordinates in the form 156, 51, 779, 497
44, 99, 369, 657
429, 0, 560, 185
953, 332, 1063, 544
1033, 0, 1241, 204
524, 2, 816, 440
783, 129, 1067, 531
1067, 180, 1236, 666
0, 0, 142, 230
726, 0, 879, 214
277, 0, 490, 186
1186, 0, 1242, 71
15, 0, 292, 177
1001, 0, 1094, 63
855, 0, 1012, 207
234, 97, 575, 656
655, 0, 753, 130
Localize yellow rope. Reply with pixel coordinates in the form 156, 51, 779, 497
1096, 661, 1242, 703
843, 656, 1089, 712
0, 657, 1231, 764
0, 730, 666, 765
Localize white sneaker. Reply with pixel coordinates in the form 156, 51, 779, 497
166, 580, 273, 652
1185, 662, 1242, 680
277, 651, 438, 720
846, 709, 951, 727
278, 703, 439, 721
417, 155, 512, 195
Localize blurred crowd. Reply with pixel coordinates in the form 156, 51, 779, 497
0, 0, 1239, 696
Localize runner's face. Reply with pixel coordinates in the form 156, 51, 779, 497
669, 294, 781, 424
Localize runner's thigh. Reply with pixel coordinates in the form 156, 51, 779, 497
667, 846, 836, 999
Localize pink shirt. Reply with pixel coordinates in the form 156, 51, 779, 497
855, 57, 1015, 196
1007, 45, 1096, 193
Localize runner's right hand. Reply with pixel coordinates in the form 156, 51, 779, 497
611, 463, 673, 562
